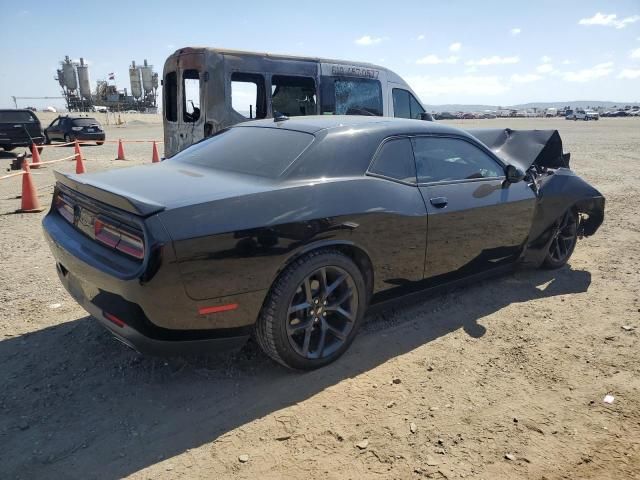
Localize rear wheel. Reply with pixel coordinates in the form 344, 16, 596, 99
255, 250, 367, 370
96, 141, 104, 146
542, 210, 579, 269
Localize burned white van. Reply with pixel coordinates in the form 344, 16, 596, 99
162, 47, 430, 156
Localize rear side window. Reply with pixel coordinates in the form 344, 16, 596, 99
369, 138, 416, 184
412, 137, 502, 183
271, 75, 317, 116
164, 72, 177, 122
0, 111, 38, 123
231, 72, 267, 120
172, 127, 314, 178
321, 77, 382, 116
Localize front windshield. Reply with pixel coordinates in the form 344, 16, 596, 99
172, 126, 314, 178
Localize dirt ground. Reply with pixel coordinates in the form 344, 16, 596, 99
0, 116, 638, 480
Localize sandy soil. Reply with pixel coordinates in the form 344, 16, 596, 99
0, 117, 638, 480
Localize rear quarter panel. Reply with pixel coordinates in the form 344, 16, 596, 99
159, 177, 428, 301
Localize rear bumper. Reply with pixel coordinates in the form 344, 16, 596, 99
43, 210, 261, 356
73, 133, 106, 141
64, 276, 249, 356
0, 136, 45, 148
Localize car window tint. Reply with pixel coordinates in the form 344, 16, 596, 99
392, 89, 411, 118
412, 137, 502, 183
326, 78, 382, 116
370, 138, 416, 183
71, 118, 99, 126
0, 111, 37, 122
172, 126, 314, 178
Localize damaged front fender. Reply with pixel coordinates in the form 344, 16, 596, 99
522, 168, 605, 266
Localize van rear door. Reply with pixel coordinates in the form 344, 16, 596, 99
163, 51, 205, 156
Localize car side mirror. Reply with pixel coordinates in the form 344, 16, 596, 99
420, 112, 434, 122
505, 164, 526, 183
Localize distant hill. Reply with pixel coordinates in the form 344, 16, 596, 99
424, 101, 640, 112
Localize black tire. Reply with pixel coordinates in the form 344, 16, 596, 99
4, 146, 16, 151
542, 209, 579, 269
255, 249, 367, 370
96, 141, 104, 146
44, 134, 51, 145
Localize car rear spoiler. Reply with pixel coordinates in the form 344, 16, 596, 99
467, 128, 571, 171
53, 170, 165, 217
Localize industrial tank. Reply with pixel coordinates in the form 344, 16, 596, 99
129, 61, 143, 98
61, 56, 77, 90
140, 59, 154, 93
77, 57, 92, 100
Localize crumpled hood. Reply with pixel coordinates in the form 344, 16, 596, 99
467, 128, 570, 171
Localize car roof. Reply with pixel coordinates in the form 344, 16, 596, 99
236, 115, 469, 137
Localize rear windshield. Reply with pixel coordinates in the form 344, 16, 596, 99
0, 111, 38, 123
71, 118, 100, 126
173, 126, 314, 177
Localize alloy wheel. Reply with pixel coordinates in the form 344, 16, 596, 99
286, 266, 358, 359
549, 211, 577, 263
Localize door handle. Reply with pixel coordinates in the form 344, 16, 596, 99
430, 197, 448, 208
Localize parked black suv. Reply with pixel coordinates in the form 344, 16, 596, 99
0, 109, 45, 152
45, 116, 106, 145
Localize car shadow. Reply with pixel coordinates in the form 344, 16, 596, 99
0, 266, 591, 479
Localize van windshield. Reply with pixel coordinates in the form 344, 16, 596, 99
172, 126, 314, 178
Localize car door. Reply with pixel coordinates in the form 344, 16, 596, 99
412, 135, 537, 280
47, 118, 61, 140
365, 136, 428, 290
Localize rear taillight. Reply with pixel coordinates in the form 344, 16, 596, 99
94, 217, 145, 260
55, 194, 74, 223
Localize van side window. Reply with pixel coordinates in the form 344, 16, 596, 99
231, 72, 267, 120
392, 89, 425, 120
183, 70, 201, 123
320, 77, 382, 116
271, 76, 317, 117
164, 72, 177, 122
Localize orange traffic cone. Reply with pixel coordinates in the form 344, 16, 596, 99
151, 141, 160, 163
18, 161, 44, 213
30, 143, 42, 169
74, 139, 84, 160
116, 139, 126, 160
75, 149, 86, 174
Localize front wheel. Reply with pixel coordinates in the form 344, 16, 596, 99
255, 250, 367, 370
542, 210, 579, 269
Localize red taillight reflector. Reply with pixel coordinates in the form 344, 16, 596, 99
198, 303, 239, 315
104, 311, 126, 328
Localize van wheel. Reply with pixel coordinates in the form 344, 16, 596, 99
255, 250, 367, 370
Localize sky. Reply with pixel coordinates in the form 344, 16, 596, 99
1, 0, 639, 109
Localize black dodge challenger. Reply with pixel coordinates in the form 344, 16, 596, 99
43, 116, 604, 369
